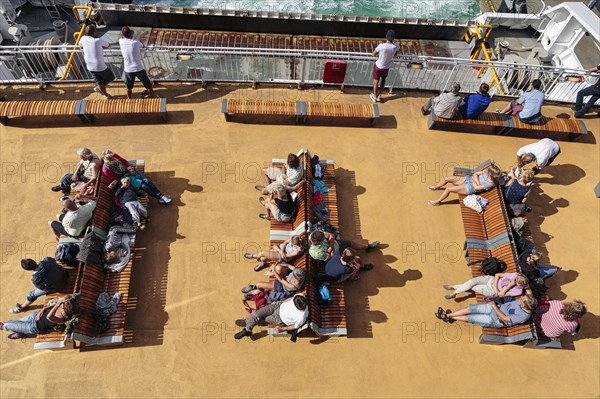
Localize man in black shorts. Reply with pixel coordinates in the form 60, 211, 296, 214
118, 26, 158, 99
79, 24, 114, 99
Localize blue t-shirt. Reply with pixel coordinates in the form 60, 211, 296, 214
500, 300, 531, 326
460, 93, 491, 119
517, 90, 544, 118
325, 252, 352, 279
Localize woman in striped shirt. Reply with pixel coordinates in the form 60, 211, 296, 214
533, 300, 586, 338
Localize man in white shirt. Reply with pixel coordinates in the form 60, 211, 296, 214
234, 294, 308, 339
371, 29, 400, 103
79, 24, 114, 99
119, 26, 157, 99
51, 147, 101, 194
516, 138, 561, 175
48, 195, 97, 238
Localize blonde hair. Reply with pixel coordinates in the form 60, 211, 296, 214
488, 163, 502, 180
529, 250, 541, 262
121, 176, 130, 184
515, 273, 529, 288
341, 248, 355, 262
520, 168, 534, 184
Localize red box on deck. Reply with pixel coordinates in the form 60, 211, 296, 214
323, 60, 347, 84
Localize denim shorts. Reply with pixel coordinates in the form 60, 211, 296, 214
464, 176, 476, 195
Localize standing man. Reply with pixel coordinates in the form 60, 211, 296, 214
8, 258, 69, 314
79, 24, 114, 99
371, 29, 400, 103
574, 65, 600, 118
119, 26, 158, 99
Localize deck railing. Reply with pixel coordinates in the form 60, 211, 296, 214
0, 45, 597, 104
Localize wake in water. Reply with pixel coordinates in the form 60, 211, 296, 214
133, 0, 480, 20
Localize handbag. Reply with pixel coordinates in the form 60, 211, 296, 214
243, 290, 268, 313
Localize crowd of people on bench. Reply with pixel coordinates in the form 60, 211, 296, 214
429, 138, 587, 339
1, 148, 172, 341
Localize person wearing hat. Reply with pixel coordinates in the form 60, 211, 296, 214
241, 263, 306, 296
235, 294, 308, 339
371, 29, 400, 103
119, 26, 158, 99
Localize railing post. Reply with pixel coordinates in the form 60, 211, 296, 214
298, 53, 307, 90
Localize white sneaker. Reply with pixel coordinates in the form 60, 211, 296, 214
93, 86, 102, 95
369, 93, 377, 103
495, 108, 502, 113
376, 95, 381, 102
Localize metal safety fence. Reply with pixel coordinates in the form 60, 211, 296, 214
0, 45, 597, 104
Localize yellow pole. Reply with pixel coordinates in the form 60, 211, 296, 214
468, 24, 504, 95
59, 6, 93, 81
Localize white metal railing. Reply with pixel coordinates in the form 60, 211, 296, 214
0, 45, 598, 104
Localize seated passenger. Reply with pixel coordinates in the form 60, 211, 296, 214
243, 235, 305, 272
101, 150, 129, 182
308, 230, 380, 262
241, 264, 306, 299
504, 168, 534, 205
435, 295, 537, 327
124, 165, 171, 204
518, 249, 559, 301
533, 300, 586, 338
111, 177, 148, 229
51, 148, 100, 195
259, 184, 294, 222
48, 194, 97, 238
325, 247, 373, 282
458, 83, 491, 119
427, 163, 502, 206
257, 153, 305, 194
442, 272, 529, 300
234, 294, 308, 339
8, 258, 69, 314
496, 79, 544, 124
1, 294, 79, 340
421, 82, 462, 119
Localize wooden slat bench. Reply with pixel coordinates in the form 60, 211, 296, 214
428, 110, 587, 141
455, 161, 536, 344
222, 99, 304, 123
71, 160, 146, 347
304, 102, 379, 126
81, 98, 168, 123
0, 100, 87, 125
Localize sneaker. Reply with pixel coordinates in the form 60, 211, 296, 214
8, 332, 24, 340
235, 319, 246, 327
51, 185, 63, 192
159, 195, 172, 204
9, 304, 24, 314
369, 93, 377, 103
421, 107, 428, 116
366, 241, 380, 252
105, 95, 111, 100
93, 86, 102, 95
234, 329, 252, 340
0, 322, 4, 331
495, 108, 502, 113
144, 216, 151, 224
241, 284, 256, 294
376, 95, 381, 102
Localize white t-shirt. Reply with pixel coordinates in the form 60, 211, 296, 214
516, 138, 560, 169
278, 295, 308, 328
62, 201, 96, 236
375, 42, 400, 70
119, 38, 145, 73
80, 35, 109, 72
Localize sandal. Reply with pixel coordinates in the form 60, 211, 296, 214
435, 307, 445, 319
366, 242, 380, 252
8, 332, 23, 340
444, 293, 456, 300
442, 284, 453, 290
243, 253, 256, 260
259, 197, 266, 206
349, 275, 360, 281
255, 185, 266, 191
259, 213, 269, 220
241, 284, 257, 294
427, 200, 440, 206
253, 263, 269, 272
427, 185, 439, 191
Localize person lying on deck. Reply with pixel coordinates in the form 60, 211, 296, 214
241, 264, 306, 302
234, 294, 308, 339
435, 294, 537, 328
308, 230, 380, 262
442, 273, 530, 301
110, 176, 149, 230
1, 294, 79, 340
243, 235, 305, 272
256, 153, 305, 194
533, 300, 586, 338
124, 165, 172, 204
458, 83, 492, 119
427, 162, 502, 206
258, 184, 294, 222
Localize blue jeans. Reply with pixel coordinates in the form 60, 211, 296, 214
537, 262, 558, 280
574, 85, 600, 117
3, 311, 41, 334
26, 287, 54, 303
467, 304, 504, 328
139, 176, 162, 199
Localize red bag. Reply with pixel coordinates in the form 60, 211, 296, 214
243, 290, 268, 313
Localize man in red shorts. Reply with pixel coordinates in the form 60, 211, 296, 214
371, 29, 400, 102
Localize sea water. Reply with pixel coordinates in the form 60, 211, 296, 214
133, 0, 481, 20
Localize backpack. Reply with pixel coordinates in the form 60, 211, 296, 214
468, 256, 506, 275
243, 290, 268, 313
318, 283, 332, 305
55, 243, 80, 267
77, 230, 104, 265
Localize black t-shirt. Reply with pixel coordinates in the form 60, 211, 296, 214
116, 187, 138, 204
275, 192, 295, 215
32, 257, 69, 291
35, 307, 58, 332
325, 252, 352, 278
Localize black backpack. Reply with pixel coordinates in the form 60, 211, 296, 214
469, 256, 506, 275
55, 243, 80, 267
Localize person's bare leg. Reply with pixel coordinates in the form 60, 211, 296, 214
428, 176, 462, 191
429, 185, 469, 205
255, 281, 275, 291
372, 80, 379, 98
378, 76, 387, 98
98, 84, 109, 97
261, 169, 272, 185
447, 306, 471, 318
126, 89, 133, 99
500, 103, 512, 114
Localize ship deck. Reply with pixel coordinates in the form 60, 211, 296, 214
0, 82, 598, 398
